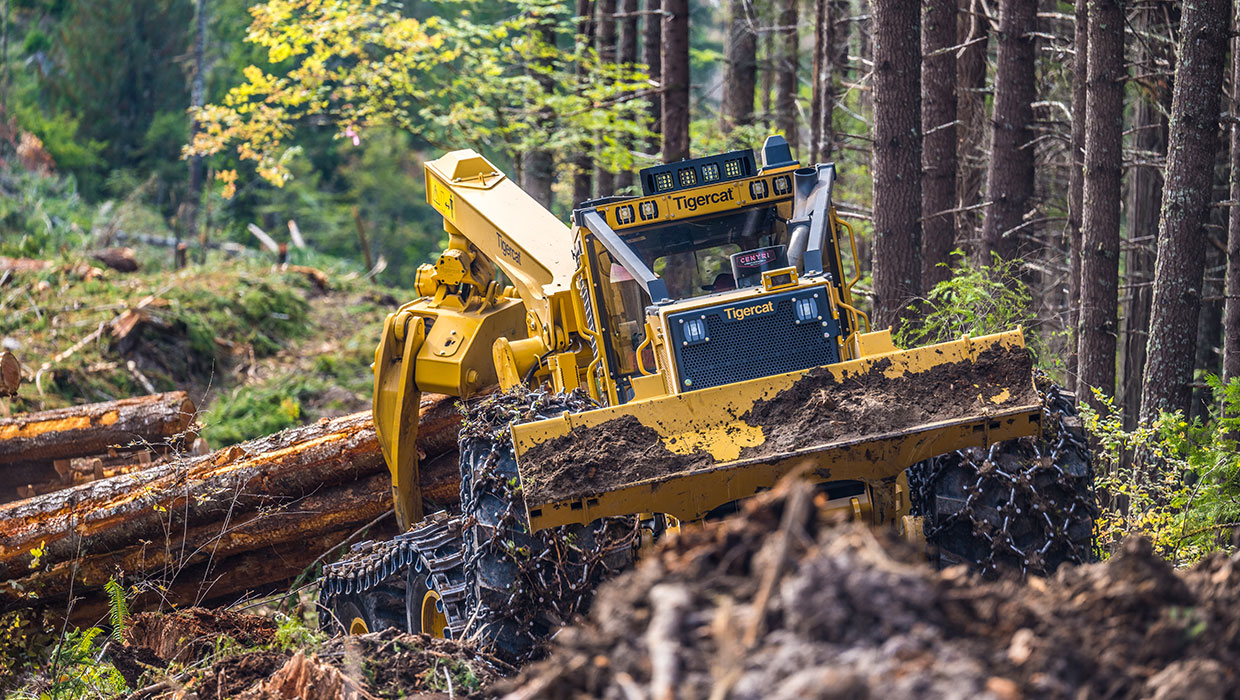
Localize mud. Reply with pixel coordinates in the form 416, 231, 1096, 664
505, 483, 1240, 700
520, 414, 712, 502
520, 346, 1036, 504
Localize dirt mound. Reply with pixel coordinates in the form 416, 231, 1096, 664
505, 483, 1240, 700
124, 607, 277, 665
521, 346, 1036, 504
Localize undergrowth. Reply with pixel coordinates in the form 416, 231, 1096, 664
895, 251, 1043, 361
1083, 376, 1240, 566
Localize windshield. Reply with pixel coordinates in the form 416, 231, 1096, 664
620, 207, 785, 300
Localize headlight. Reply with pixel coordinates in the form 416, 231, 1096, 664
794, 296, 819, 323
682, 318, 707, 344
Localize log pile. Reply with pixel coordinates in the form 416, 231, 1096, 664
0, 392, 199, 503
0, 394, 465, 625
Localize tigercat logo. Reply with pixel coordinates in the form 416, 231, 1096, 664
671, 188, 734, 213
725, 300, 774, 322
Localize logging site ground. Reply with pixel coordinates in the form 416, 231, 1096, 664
6, 0, 1240, 695
2, 259, 392, 444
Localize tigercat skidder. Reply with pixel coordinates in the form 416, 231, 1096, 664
318, 136, 1094, 658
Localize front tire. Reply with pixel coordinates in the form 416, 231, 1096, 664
911, 381, 1097, 577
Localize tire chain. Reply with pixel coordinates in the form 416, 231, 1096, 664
909, 372, 1100, 578
317, 388, 637, 653
459, 388, 638, 659
317, 511, 470, 638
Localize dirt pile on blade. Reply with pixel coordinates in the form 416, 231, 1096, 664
520, 346, 1036, 503
111, 609, 507, 699
505, 484, 1240, 700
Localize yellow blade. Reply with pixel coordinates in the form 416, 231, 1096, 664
511, 331, 1041, 531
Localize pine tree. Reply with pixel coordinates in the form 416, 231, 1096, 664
774, 0, 799, 151
870, 0, 922, 331
1075, 0, 1125, 409
1141, 0, 1230, 421
722, 0, 757, 133
662, 0, 690, 162
920, 0, 957, 291
979, 0, 1036, 263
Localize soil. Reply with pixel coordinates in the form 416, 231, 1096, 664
505, 483, 1240, 700
520, 346, 1036, 504
123, 607, 277, 665
196, 651, 291, 700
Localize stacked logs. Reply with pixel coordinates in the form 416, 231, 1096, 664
0, 392, 199, 503
0, 394, 464, 626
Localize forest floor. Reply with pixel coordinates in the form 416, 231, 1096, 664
10, 483, 1233, 700
1, 255, 399, 446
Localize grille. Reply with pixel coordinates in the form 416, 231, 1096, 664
669, 293, 840, 391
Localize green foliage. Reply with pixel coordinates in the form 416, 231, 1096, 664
1084, 376, 1240, 566
895, 252, 1039, 355
201, 376, 322, 446
104, 578, 128, 642
189, 0, 654, 191
10, 627, 128, 699
272, 612, 325, 652
423, 658, 482, 693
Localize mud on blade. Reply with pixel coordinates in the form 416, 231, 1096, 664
511, 331, 1042, 531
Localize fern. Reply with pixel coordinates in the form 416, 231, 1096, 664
105, 576, 129, 641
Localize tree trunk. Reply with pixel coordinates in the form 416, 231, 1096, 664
182, 0, 208, 256
522, 19, 558, 207
979, 0, 1036, 263
1119, 4, 1171, 429
1224, 21, 1240, 388
810, 0, 848, 163
1141, 0, 1230, 422
869, 0, 922, 331
920, 0, 957, 291
596, 0, 618, 195
954, 0, 988, 256
774, 0, 799, 152
644, 0, 662, 146
1065, 0, 1087, 392
573, 0, 597, 206
661, 0, 690, 162
722, 0, 758, 133
617, 0, 640, 192
1075, 0, 1125, 410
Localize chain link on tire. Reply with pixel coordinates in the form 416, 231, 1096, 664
909, 373, 1098, 577
318, 388, 637, 663
459, 388, 638, 662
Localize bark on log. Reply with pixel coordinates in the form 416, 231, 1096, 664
0, 391, 196, 465
0, 394, 464, 619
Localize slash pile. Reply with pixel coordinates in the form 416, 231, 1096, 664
506, 483, 1240, 700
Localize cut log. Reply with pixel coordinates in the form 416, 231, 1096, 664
0, 351, 19, 397
0, 257, 53, 273
0, 391, 197, 465
0, 394, 466, 619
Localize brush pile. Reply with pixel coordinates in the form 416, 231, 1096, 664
507, 483, 1240, 700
